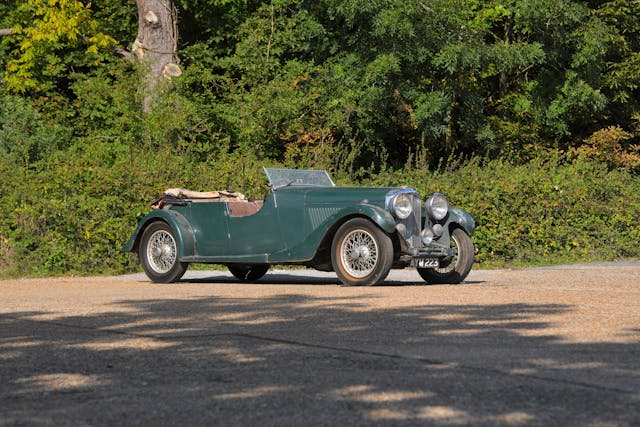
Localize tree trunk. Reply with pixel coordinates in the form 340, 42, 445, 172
133, 0, 181, 113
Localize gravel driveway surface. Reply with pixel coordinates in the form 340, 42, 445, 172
1, 264, 639, 426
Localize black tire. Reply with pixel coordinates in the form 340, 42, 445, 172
139, 222, 188, 283
331, 218, 393, 286
418, 227, 474, 284
228, 264, 270, 282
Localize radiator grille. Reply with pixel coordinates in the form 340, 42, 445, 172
397, 196, 422, 248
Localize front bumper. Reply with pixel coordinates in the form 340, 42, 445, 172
411, 244, 456, 258
398, 242, 457, 267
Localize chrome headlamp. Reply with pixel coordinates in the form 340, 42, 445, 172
426, 193, 448, 221
392, 193, 413, 219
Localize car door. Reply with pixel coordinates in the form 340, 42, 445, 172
270, 187, 310, 261
187, 202, 229, 256
225, 192, 285, 257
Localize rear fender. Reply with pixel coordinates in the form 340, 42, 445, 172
123, 210, 196, 258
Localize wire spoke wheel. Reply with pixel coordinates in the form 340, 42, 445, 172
146, 230, 177, 274
139, 222, 188, 283
331, 218, 393, 286
340, 229, 379, 278
435, 233, 461, 275
228, 264, 270, 282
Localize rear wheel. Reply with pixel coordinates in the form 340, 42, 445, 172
331, 218, 393, 286
228, 264, 270, 282
139, 222, 188, 283
418, 227, 474, 284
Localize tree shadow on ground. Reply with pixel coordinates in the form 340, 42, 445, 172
1, 289, 638, 426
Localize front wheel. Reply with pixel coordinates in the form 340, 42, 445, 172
228, 264, 270, 282
331, 218, 393, 286
418, 227, 474, 284
139, 222, 188, 283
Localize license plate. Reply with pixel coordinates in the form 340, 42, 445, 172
417, 258, 439, 268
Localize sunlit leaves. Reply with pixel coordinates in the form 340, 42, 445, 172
2, 0, 116, 93
1, 0, 639, 170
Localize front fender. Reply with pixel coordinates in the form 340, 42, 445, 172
269, 203, 397, 263
123, 209, 196, 258
447, 207, 475, 236
339, 204, 397, 234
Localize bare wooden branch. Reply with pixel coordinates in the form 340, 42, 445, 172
114, 46, 134, 61
0, 28, 14, 36
162, 62, 182, 79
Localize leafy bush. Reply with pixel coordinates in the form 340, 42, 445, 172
575, 126, 640, 171
0, 95, 68, 169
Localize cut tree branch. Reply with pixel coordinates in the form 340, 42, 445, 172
0, 28, 14, 36
114, 46, 134, 61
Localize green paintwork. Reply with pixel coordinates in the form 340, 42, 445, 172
124, 176, 475, 267
123, 208, 196, 257
449, 207, 475, 237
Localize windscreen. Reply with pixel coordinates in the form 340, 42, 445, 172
264, 168, 335, 189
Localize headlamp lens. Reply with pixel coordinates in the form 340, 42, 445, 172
427, 193, 448, 221
393, 193, 413, 219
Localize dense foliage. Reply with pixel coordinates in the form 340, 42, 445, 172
1, 0, 639, 276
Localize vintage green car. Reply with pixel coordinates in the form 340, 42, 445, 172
124, 168, 475, 286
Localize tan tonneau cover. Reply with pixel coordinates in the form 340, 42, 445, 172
164, 188, 247, 201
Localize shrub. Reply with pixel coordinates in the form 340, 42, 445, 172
574, 126, 640, 172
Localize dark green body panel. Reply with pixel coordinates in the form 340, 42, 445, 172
223, 193, 283, 260
449, 207, 475, 237
186, 202, 228, 254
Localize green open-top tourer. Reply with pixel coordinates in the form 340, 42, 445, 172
124, 168, 475, 286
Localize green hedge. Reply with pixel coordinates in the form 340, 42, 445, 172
1, 148, 639, 277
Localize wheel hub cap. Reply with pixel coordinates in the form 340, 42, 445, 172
350, 245, 370, 262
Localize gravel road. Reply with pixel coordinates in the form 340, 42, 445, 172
1, 264, 639, 426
